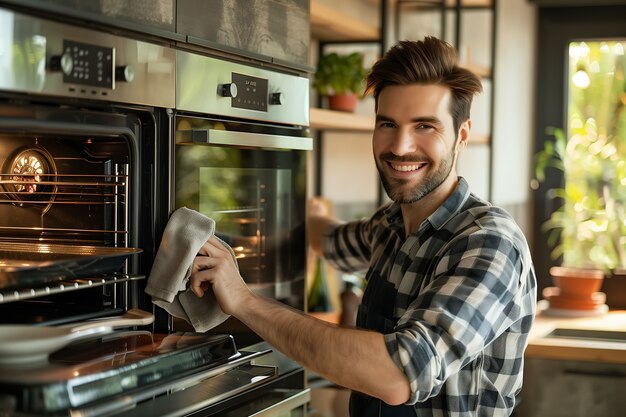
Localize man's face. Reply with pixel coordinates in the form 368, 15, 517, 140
373, 84, 465, 204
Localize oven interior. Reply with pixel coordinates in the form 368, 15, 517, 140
0, 103, 145, 325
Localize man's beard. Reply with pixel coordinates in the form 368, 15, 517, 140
376, 146, 456, 204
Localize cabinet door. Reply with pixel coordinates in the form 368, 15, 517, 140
516, 358, 626, 417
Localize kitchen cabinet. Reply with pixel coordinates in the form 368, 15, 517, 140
516, 358, 626, 417
518, 310, 626, 417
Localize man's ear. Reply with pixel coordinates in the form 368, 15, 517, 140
457, 119, 471, 150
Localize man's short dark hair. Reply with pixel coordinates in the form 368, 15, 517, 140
365, 37, 483, 133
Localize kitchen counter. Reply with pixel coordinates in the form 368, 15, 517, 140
526, 307, 626, 364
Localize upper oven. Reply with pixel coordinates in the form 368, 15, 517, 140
173, 51, 312, 338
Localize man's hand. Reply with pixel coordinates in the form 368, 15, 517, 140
190, 235, 253, 315
307, 197, 338, 256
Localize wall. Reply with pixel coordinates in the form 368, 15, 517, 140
491, 0, 537, 237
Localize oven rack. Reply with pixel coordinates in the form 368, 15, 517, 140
0, 274, 144, 304
0, 173, 127, 205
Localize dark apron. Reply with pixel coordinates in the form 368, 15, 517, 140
349, 273, 416, 417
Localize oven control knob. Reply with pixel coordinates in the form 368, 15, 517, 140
115, 65, 135, 83
49, 53, 73, 75
270, 92, 283, 105
219, 83, 238, 98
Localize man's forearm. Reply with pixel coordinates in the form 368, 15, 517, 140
236, 292, 411, 405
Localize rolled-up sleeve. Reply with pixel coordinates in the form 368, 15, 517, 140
384, 230, 525, 404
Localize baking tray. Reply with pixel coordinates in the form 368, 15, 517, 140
0, 242, 142, 290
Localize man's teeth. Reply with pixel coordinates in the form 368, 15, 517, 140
391, 163, 424, 172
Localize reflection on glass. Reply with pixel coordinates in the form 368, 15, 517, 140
175, 143, 300, 286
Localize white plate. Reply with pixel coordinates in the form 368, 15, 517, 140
0, 309, 153, 364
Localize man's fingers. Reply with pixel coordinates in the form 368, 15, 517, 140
198, 236, 229, 258
190, 256, 219, 297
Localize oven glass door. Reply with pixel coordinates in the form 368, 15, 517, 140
174, 116, 310, 302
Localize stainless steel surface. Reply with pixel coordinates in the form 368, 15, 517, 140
0, 243, 142, 290
179, 129, 313, 150
71, 352, 274, 417
547, 328, 626, 342
221, 388, 311, 417
0, 8, 175, 107
176, 50, 309, 126
0, 332, 260, 416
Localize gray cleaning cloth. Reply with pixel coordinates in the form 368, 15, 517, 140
145, 207, 235, 332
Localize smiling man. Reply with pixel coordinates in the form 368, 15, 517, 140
191, 37, 537, 417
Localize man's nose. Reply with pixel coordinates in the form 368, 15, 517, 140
389, 127, 416, 155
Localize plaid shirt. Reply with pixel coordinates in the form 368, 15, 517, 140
322, 178, 537, 417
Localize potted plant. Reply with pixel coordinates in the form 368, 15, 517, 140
313, 51, 366, 112
533, 42, 626, 311
535, 126, 625, 309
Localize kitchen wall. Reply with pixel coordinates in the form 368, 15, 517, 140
491, 0, 537, 237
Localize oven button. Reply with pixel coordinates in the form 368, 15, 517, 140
270, 92, 283, 105
115, 65, 135, 83
219, 83, 238, 98
49, 53, 74, 75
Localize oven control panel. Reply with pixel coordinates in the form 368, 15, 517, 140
56, 40, 115, 89
231, 73, 268, 112
177, 50, 309, 127
0, 8, 175, 108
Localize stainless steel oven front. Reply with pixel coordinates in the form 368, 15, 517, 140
0, 5, 310, 417
173, 52, 312, 339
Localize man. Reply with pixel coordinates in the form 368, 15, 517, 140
191, 37, 537, 416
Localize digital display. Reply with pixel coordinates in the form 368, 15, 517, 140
62, 40, 114, 89
231, 72, 268, 112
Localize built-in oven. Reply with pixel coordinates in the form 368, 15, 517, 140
0, 4, 311, 417
172, 50, 312, 345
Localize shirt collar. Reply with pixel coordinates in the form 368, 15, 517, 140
383, 177, 472, 232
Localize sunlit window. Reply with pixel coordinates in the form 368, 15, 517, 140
564, 40, 626, 271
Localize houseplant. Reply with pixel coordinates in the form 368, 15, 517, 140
313, 51, 366, 112
534, 41, 626, 310
535, 125, 625, 308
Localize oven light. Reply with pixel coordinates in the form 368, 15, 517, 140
73, 371, 80, 377
233, 246, 245, 252
38, 244, 52, 253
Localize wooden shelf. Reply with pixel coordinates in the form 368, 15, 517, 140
471, 133, 490, 145
310, 0, 379, 41
310, 108, 375, 131
311, 108, 489, 144
463, 62, 491, 79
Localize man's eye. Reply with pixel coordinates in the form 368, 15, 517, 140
378, 122, 395, 128
416, 124, 434, 130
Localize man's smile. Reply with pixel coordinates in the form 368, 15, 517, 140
388, 162, 428, 172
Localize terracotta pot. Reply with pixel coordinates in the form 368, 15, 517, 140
543, 286, 606, 310
549, 266, 604, 301
327, 94, 358, 112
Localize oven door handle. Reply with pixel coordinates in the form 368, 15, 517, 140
180, 129, 313, 151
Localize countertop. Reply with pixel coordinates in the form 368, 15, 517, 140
526, 306, 626, 364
